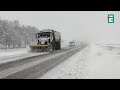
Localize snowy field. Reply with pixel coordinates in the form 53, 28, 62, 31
40, 44, 120, 79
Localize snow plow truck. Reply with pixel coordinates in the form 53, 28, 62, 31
30, 29, 61, 52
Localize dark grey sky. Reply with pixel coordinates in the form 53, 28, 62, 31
0, 11, 120, 44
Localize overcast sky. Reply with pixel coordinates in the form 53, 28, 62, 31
0, 11, 120, 44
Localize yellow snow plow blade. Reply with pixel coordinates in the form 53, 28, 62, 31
30, 45, 49, 47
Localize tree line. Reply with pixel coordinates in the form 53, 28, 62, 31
0, 18, 39, 49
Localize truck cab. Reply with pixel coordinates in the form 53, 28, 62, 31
36, 30, 53, 45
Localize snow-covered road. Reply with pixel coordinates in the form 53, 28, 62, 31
1, 44, 119, 79
0, 46, 86, 79
40, 44, 120, 79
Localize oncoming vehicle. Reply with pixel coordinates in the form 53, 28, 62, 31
69, 41, 75, 47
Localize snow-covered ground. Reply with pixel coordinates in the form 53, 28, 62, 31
0, 47, 30, 58
0, 47, 48, 64
40, 44, 120, 79
86, 44, 120, 79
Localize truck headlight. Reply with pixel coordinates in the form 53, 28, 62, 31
41, 41, 45, 44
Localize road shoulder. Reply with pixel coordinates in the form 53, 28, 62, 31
39, 46, 89, 79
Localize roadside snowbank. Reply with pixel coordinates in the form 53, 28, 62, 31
40, 44, 120, 79
0, 47, 30, 58
0, 47, 49, 64
86, 45, 120, 79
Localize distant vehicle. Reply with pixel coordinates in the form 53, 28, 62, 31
69, 41, 75, 47
30, 29, 61, 52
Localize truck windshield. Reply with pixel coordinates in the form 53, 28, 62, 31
38, 32, 50, 38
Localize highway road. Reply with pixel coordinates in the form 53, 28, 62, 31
0, 45, 87, 79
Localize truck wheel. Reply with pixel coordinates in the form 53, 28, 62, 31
59, 44, 61, 50
55, 42, 60, 50
58, 42, 61, 50
48, 46, 54, 53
